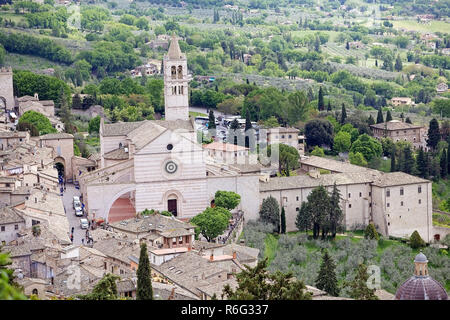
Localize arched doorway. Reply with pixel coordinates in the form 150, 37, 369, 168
210, 199, 215, 208
54, 157, 65, 180
167, 194, 178, 216
108, 191, 136, 223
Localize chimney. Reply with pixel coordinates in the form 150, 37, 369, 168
209, 251, 214, 262
232, 251, 237, 259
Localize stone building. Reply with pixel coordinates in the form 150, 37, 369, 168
203, 142, 249, 164
0, 66, 14, 110
390, 97, 413, 107
265, 127, 301, 152
0, 131, 29, 150
15, 94, 55, 118
370, 120, 424, 149
0, 206, 25, 245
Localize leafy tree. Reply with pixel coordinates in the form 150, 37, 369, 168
376, 108, 384, 124
230, 118, 240, 130
214, 190, 241, 211
262, 116, 279, 128
17, 121, 39, 136
427, 118, 440, 151
286, 91, 309, 124
280, 207, 286, 234
88, 116, 101, 135
405, 117, 412, 124
259, 196, 280, 233
345, 264, 378, 300
78, 274, 120, 300
305, 119, 334, 149
315, 250, 339, 296
350, 134, 382, 162
137, 242, 153, 300
305, 186, 330, 239
364, 223, 379, 240
222, 258, 312, 300
333, 131, 351, 153
0, 253, 27, 300
267, 144, 299, 176
18, 111, 57, 135
409, 231, 426, 249
191, 207, 231, 242
311, 146, 325, 157
349, 151, 368, 166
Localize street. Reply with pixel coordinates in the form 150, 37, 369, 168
61, 183, 86, 245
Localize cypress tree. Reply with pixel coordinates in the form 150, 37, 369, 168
427, 118, 440, 151
441, 149, 448, 178
244, 109, 252, 131
280, 207, 286, 234
136, 242, 153, 300
345, 264, 378, 300
416, 147, 426, 178
340, 103, 347, 124
364, 222, 379, 240
208, 109, 216, 129
386, 110, 393, 122
405, 117, 412, 124
403, 146, 414, 174
315, 250, 340, 297
376, 108, 384, 124
327, 101, 332, 112
367, 114, 375, 126
318, 86, 324, 111
329, 183, 343, 238
390, 145, 396, 172
447, 146, 450, 174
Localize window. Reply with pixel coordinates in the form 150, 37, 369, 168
418, 199, 421, 204
14, 224, 18, 230
401, 201, 404, 206
387, 203, 390, 207
359, 192, 362, 197
167, 144, 173, 151
418, 186, 422, 193
179, 236, 183, 244
288, 135, 292, 139
172, 237, 177, 244
177, 65, 183, 79
296, 207, 299, 211
281, 135, 285, 139
386, 189, 390, 197
388, 222, 390, 226
348, 204, 352, 208
296, 196, 299, 201
369, 192, 371, 196
348, 193, 351, 198
171, 66, 176, 79
0, 226, 4, 232
400, 187, 404, 196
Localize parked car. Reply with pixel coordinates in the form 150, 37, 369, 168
73, 200, 82, 211
80, 218, 89, 229
73, 196, 80, 203
75, 207, 83, 217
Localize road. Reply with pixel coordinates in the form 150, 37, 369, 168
61, 183, 87, 245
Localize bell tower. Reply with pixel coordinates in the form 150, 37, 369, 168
163, 34, 189, 121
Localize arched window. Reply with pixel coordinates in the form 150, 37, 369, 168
32, 288, 38, 295
171, 66, 176, 79
177, 65, 183, 79
172, 86, 177, 95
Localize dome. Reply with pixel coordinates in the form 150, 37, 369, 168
395, 276, 448, 300
414, 252, 428, 263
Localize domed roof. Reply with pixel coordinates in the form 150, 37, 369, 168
414, 252, 428, 263
395, 276, 448, 300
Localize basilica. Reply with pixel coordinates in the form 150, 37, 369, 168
79, 35, 437, 243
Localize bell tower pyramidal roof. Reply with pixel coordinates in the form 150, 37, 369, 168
167, 34, 184, 60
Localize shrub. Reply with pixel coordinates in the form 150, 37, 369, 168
364, 223, 379, 240
409, 230, 426, 249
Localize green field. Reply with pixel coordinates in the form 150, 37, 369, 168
392, 20, 450, 33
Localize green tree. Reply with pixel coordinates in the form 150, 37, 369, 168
401, 145, 415, 174
306, 186, 330, 239
376, 108, 384, 124
350, 134, 382, 162
329, 183, 343, 238
390, 145, 396, 172
88, 116, 101, 134
77, 274, 120, 300
416, 147, 428, 178
259, 196, 280, 233
394, 55, 403, 72
304, 119, 334, 149
367, 115, 375, 126
191, 207, 231, 242
318, 86, 324, 111
208, 109, 216, 129
296, 201, 311, 232
409, 230, 426, 249
333, 131, 352, 153
214, 191, 241, 211
315, 250, 339, 296
340, 103, 347, 124
280, 207, 286, 234
18, 111, 57, 135
262, 116, 279, 128
267, 143, 300, 176
0, 252, 27, 300
349, 151, 368, 166
136, 242, 153, 300
222, 258, 312, 300
364, 223, 379, 240
287, 91, 309, 124
427, 118, 440, 151
230, 118, 240, 130
345, 264, 378, 300
385, 110, 393, 122
311, 146, 325, 157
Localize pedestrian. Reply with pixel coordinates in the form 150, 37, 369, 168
70, 234, 73, 242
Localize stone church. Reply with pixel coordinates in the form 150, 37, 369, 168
79, 35, 436, 243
